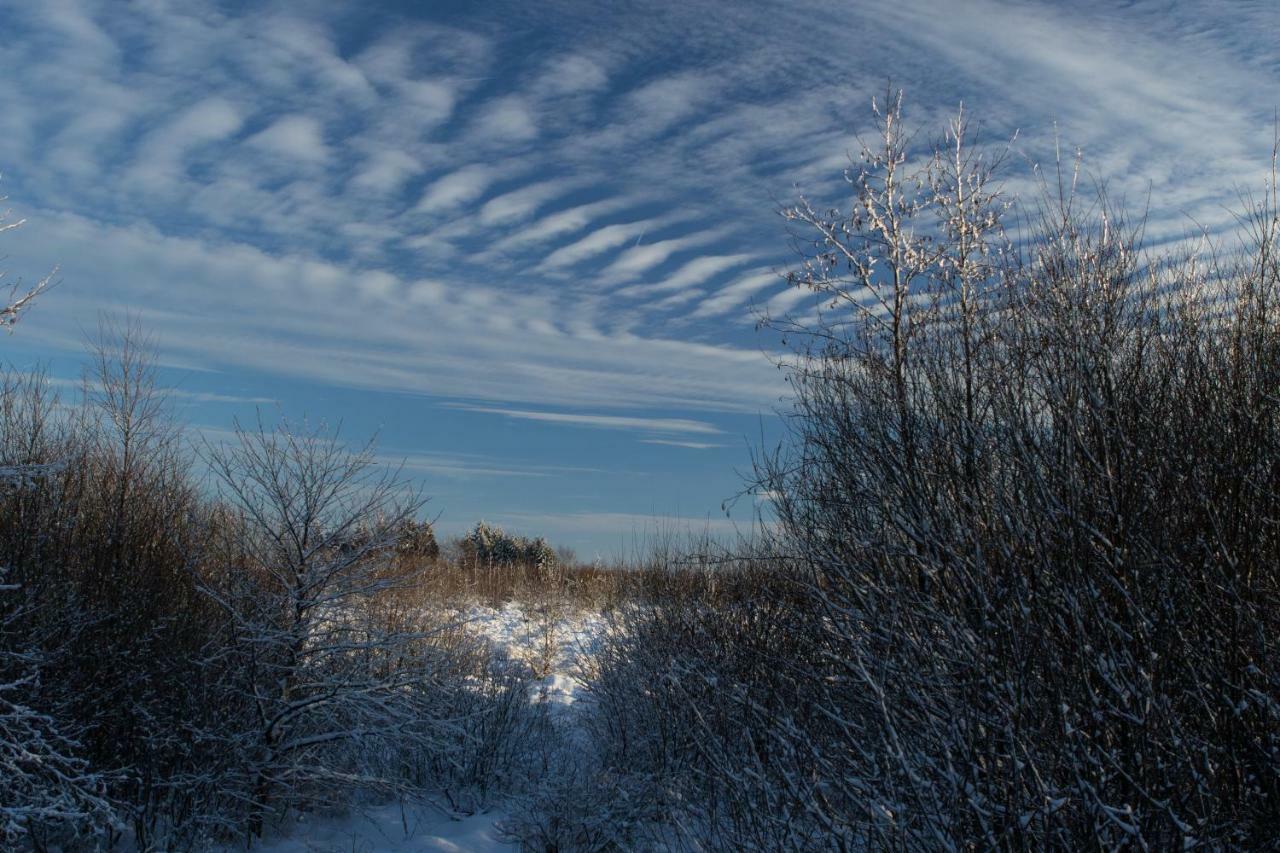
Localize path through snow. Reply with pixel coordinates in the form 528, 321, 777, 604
249, 603, 607, 852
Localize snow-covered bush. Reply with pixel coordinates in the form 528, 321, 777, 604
0, 568, 116, 848
751, 94, 1280, 848
579, 556, 835, 850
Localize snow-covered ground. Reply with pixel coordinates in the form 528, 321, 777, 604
247, 602, 608, 852
253, 803, 516, 853
463, 602, 606, 712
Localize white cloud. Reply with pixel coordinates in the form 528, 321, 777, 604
763, 284, 812, 318
617, 253, 756, 298
350, 149, 421, 194
622, 72, 716, 135
600, 227, 732, 281
3, 0, 1276, 438
640, 438, 726, 449
478, 179, 579, 225
691, 270, 781, 318
415, 164, 497, 213
246, 114, 329, 162
537, 54, 609, 95
472, 96, 539, 142
9, 208, 785, 413
540, 219, 663, 270
129, 97, 245, 189
162, 98, 244, 148
500, 198, 630, 249
449, 405, 723, 434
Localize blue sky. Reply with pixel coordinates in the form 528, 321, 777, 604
1, 0, 1277, 555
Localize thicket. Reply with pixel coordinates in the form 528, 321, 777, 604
572, 97, 1280, 850
0, 320, 544, 849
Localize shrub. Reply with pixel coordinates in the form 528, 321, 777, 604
753, 94, 1280, 848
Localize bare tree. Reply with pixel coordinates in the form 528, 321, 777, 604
197, 416, 462, 837
575, 96, 1279, 851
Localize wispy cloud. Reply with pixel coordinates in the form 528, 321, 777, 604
470, 96, 539, 142
246, 114, 329, 163
416, 164, 498, 213
601, 227, 733, 282
2, 0, 1276, 550
640, 438, 727, 449
479, 179, 580, 225
448, 404, 723, 435
691, 269, 782, 318
617, 253, 757, 298
540, 219, 665, 270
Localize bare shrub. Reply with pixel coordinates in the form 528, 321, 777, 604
0, 323, 225, 848
567, 97, 1280, 851
751, 95, 1280, 848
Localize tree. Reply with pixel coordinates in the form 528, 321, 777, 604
198, 416, 455, 837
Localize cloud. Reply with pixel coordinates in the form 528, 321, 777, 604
448, 404, 723, 434
415, 164, 498, 212
128, 97, 245, 189
640, 438, 726, 449
618, 253, 757, 298
691, 269, 781, 318
8, 207, 786, 413
153, 98, 244, 152
540, 218, 665, 269
245, 114, 329, 162
471, 96, 539, 142
3, 0, 1276, 462
350, 148, 421, 194
600, 227, 733, 282
478, 179, 579, 225
168, 389, 277, 405
536, 54, 609, 95
621, 72, 718, 136
385, 451, 551, 479
476, 510, 745, 541
499, 198, 631, 249
763, 284, 812, 318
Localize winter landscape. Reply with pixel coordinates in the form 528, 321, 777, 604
2, 1, 1279, 850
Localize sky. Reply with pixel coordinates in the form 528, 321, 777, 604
0, 0, 1277, 555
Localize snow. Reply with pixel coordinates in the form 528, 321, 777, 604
243, 602, 609, 852
253, 803, 516, 852
460, 602, 606, 716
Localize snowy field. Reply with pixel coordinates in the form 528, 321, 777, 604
246, 604, 608, 852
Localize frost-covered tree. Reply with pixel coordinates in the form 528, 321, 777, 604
466, 521, 557, 570
0, 193, 54, 494
198, 417, 464, 837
